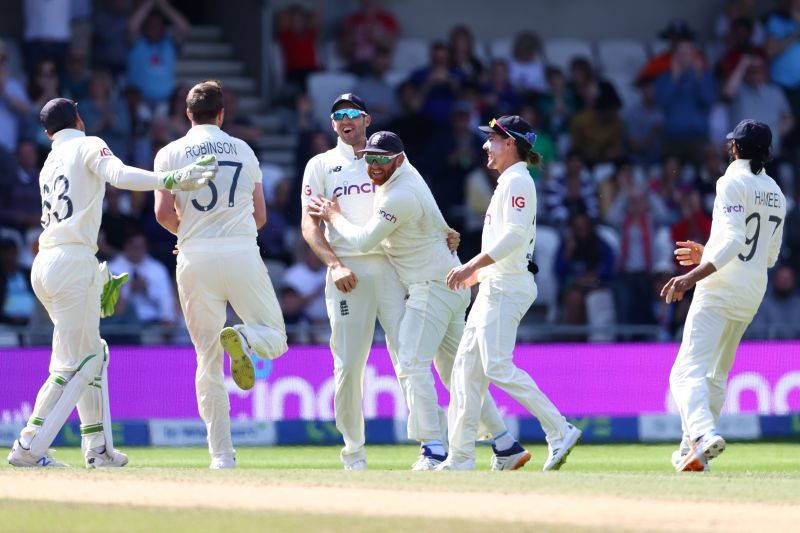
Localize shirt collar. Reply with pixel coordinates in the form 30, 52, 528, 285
727, 158, 753, 175
190, 124, 222, 133
336, 137, 362, 160
498, 161, 529, 184
51, 128, 85, 148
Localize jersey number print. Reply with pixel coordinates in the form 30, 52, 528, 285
738, 212, 782, 262
40, 175, 74, 228
191, 160, 242, 212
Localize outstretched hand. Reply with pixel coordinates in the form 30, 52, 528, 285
674, 240, 704, 267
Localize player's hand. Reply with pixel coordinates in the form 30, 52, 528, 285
307, 195, 341, 222
660, 273, 696, 304
446, 264, 477, 291
446, 229, 460, 252
99, 261, 129, 318
163, 154, 218, 191
674, 240, 704, 267
331, 263, 357, 293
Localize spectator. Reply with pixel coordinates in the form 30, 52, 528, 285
258, 178, 294, 265
624, 79, 664, 166
715, 0, 765, 51
555, 213, 616, 328
636, 18, 705, 85
338, 0, 400, 75
0, 41, 30, 153
781, 188, 800, 277
0, 237, 35, 326
386, 81, 429, 160
108, 232, 177, 326
724, 54, 794, 158
353, 47, 398, 130
751, 266, 800, 338
481, 59, 523, 120
280, 243, 328, 343
92, 0, 131, 77
0, 141, 43, 232
540, 150, 599, 227
765, 0, 800, 124
569, 89, 625, 165
670, 189, 712, 247
23, 0, 71, 78
221, 87, 266, 147
507, 31, 547, 94
567, 56, 622, 112
161, 84, 191, 142
649, 153, 686, 226
693, 143, 725, 213
518, 102, 557, 172
462, 164, 498, 261
448, 25, 484, 85
78, 70, 131, 158
654, 40, 716, 167
276, 4, 320, 90
537, 66, 575, 139
62, 47, 91, 102
26, 59, 62, 150
98, 185, 138, 261
408, 41, 466, 123
126, 0, 190, 110
716, 17, 766, 81
123, 85, 156, 168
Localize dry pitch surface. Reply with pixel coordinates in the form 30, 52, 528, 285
1, 443, 799, 532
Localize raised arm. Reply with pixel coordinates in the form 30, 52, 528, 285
155, 0, 191, 43
127, 0, 157, 43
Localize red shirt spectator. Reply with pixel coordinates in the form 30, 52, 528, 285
277, 5, 320, 73
338, 0, 399, 72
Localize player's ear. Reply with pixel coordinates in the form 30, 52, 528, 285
364, 113, 372, 128
186, 108, 192, 122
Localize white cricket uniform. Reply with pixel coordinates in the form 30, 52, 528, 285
155, 124, 288, 458
670, 159, 784, 440
301, 138, 406, 465
24, 128, 170, 452
330, 159, 507, 443
447, 161, 569, 462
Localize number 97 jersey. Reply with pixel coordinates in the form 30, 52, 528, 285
695, 160, 786, 321
155, 125, 262, 244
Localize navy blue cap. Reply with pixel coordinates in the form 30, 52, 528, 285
40, 98, 78, 134
331, 93, 368, 114
479, 115, 537, 150
726, 119, 772, 150
359, 131, 404, 154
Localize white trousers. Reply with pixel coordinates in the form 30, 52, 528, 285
397, 280, 506, 443
448, 274, 567, 462
325, 254, 405, 464
177, 239, 287, 457
670, 302, 748, 441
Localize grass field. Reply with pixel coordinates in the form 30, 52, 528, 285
2, 443, 800, 532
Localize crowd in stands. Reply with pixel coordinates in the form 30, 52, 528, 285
3, 0, 800, 343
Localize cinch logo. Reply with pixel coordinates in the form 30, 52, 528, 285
304, 185, 312, 196
379, 209, 397, 223
723, 204, 744, 213
333, 182, 376, 198
99, 147, 113, 157
512, 196, 526, 209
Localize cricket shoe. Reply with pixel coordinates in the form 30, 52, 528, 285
7, 440, 68, 468
344, 459, 367, 471
434, 457, 476, 471
220, 326, 256, 390
491, 442, 532, 471
412, 445, 447, 471
671, 450, 709, 472
210, 454, 236, 469
675, 431, 725, 472
85, 448, 129, 468
543, 423, 582, 471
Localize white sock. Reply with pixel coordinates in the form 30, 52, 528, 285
91, 446, 106, 454
422, 440, 445, 456
493, 430, 515, 452
19, 435, 32, 449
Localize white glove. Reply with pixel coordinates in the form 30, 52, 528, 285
162, 154, 218, 191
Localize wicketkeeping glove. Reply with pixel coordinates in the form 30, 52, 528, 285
99, 261, 129, 318
162, 154, 219, 191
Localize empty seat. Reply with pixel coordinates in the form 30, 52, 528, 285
307, 72, 357, 128
322, 41, 347, 71
606, 72, 641, 110
488, 38, 513, 60
544, 39, 595, 71
391, 38, 430, 72
597, 39, 648, 78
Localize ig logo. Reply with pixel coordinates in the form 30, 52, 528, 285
512, 196, 526, 209
304, 185, 312, 196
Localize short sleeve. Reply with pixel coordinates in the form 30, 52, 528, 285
301, 156, 325, 207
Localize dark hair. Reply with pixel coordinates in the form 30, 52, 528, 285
186, 80, 224, 123
515, 141, 542, 167
736, 141, 772, 175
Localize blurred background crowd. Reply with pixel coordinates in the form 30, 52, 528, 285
2, 0, 800, 345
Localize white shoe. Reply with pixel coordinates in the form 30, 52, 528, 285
434, 457, 476, 471
85, 448, 129, 468
210, 454, 236, 469
220, 326, 256, 391
412, 446, 447, 471
698, 431, 726, 461
7, 440, 69, 468
671, 449, 709, 472
491, 442, 532, 471
344, 459, 367, 471
675, 431, 725, 472
543, 423, 582, 471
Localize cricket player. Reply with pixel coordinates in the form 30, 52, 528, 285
661, 119, 784, 472
300, 94, 459, 470
7, 97, 217, 468
440, 116, 581, 471
309, 131, 529, 470
154, 80, 288, 470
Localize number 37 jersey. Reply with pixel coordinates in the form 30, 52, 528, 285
696, 159, 786, 321
155, 124, 261, 244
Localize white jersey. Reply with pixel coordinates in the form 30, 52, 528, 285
479, 161, 536, 282
39, 129, 163, 252
694, 159, 785, 321
155, 124, 261, 244
330, 158, 458, 285
301, 138, 381, 258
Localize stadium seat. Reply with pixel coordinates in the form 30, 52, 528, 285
391, 38, 430, 72
533, 224, 560, 322
322, 41, 347, 71
488, 38, 513, 60
595, 224, 621, 259
307, 71, 357, 128
384, 70, 410, 88
543, 39, 595, 71
597, 39, 648, 78
606, 72, 641, 111
649, 39, 669, 57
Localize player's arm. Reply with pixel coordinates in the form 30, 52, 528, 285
253, 184, 267, 229
309, 194, 406, 253
154, 190, 180, 235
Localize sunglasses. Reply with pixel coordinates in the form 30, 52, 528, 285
331, 108, 365, 121
365, 153, 400, 165
488, 118, 537, 147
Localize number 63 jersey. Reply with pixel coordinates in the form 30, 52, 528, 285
695, 159, 786, 321
155, 124, 261, 244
